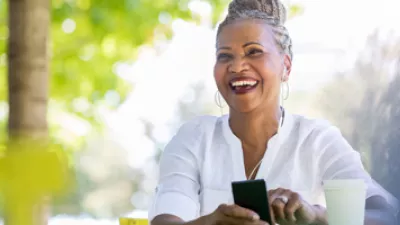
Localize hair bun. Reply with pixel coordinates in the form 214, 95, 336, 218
227, 0, 287, 24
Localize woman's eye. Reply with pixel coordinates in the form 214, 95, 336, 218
247, 49, 263, 56
217, 53, 232, 62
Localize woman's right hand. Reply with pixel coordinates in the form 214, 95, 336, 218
205, 204, 270, 225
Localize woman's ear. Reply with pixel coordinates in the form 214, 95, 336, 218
282, 54, 292, 82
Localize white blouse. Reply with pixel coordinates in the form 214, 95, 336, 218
149, 111, 395, 222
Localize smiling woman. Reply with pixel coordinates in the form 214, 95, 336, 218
214, 19, 290, 113
148, 0, 398, 225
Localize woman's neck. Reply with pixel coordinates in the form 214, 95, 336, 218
229, 105, 282, 151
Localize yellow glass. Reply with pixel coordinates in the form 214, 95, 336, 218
119, 218, 149, 225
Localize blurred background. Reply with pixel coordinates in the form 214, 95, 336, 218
0, 0, 399, 224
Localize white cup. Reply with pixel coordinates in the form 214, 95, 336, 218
323, 179, 367, 225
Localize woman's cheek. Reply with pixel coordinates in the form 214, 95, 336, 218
213, 64, 226, 85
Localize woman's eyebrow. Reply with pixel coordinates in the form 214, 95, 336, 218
242, 41, 264, 47
217, 41, 264, 51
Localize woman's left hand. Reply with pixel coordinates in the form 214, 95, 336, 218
268, 188, 324, 225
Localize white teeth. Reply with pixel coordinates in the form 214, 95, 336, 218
231, 80, 257, 87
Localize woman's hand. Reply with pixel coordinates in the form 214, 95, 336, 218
268, 188, 326, 225
206, 204, 269, 225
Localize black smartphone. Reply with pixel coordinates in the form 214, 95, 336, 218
231, 179, 273, 224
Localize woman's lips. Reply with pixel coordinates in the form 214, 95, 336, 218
229, 78, 259, 95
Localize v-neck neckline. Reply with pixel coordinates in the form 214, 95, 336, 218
222, 109, 293, 182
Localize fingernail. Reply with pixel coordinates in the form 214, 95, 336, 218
252, 214, 260, 220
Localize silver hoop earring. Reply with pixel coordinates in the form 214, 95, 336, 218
214, 91, 225, 108
282, 82, 290, 100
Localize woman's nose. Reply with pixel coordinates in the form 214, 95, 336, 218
228, 57, 248, 73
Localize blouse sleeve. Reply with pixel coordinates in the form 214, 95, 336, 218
316, 125, 399, 213
148, 119, 203, 222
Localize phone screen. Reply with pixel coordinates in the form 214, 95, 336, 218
231, 179, 273, 224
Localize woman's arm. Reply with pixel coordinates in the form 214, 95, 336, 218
148, 119, 203, 224
314, 200, 397, 225
364, 196, 397, 225
151, 204, 266, 225
314, 125, 398, 225
151, 214, 208, 225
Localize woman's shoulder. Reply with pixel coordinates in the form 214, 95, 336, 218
167, 115, 225, 148
288, 113, 352, 160
293, 114, 334, 129
176, 115, 223, 134
290, 113, 343, 143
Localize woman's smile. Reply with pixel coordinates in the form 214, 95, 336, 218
229, 77, 260, 95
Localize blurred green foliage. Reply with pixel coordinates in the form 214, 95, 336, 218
0, 0, 231, 217
0, 0, 230, 121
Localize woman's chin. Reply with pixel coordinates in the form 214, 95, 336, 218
225, 92, 264, 114
229, 102, 259, 114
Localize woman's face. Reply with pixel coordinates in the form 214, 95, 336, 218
214, 19, 291, 113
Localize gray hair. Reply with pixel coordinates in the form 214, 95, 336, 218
217, 0, 293, 59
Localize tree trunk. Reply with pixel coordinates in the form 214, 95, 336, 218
7, 0, 50, 224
